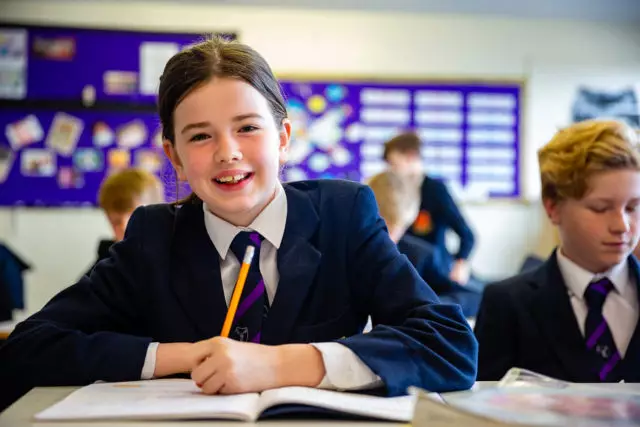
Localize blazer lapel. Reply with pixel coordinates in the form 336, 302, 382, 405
527, 252, 600, 382
622, 256, 640, 381
261, 185, 321, 345
170, 201, 228, 340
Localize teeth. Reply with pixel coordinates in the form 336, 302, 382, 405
215, 173, 248, 183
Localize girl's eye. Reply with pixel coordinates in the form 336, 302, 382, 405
239, 125, 258, 133
189, 133, 209, 142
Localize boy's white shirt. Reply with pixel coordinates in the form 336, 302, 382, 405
556, 248, 639, 357
141, 184, 383, 390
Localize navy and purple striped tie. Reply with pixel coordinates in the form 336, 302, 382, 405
584, 278, 622, 382
228, 231, 268, 343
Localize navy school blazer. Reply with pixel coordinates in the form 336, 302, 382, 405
405, 175, 475, 268
397, 235, 483, 317
0, 180, 477, 409
474, 251, 640, 382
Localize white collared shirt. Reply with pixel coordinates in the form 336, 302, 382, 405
142, 184, 382, 390
556, 249, 639, 357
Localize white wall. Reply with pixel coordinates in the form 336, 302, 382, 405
2, 0, 640, 314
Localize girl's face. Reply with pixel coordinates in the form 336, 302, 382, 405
164, 77, 290, 226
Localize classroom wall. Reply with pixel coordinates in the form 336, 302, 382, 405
2, 0, 640, 314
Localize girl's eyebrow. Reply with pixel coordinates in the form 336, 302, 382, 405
232, 113, 264, 122
180, 121, 210, 135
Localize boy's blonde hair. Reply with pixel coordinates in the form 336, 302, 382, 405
538, 119, 640, 202
98, 168, 164, 213
367, 171, 420, 229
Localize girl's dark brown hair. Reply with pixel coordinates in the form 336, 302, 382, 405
158, 35, 288, 204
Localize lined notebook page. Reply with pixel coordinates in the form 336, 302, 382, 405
258, 386, 417, 422
35, 379, 260, 421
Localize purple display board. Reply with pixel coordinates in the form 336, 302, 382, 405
0, 24, 234, 103
0, 109, 181, 206
279, 79, 522, 200
0, 24, 521, 206
0, 24, 231, 206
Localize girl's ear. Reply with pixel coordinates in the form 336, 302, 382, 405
163, 140, 187, 181
278, 119, 292, 165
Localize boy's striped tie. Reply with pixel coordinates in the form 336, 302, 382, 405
584, 278, 622, 382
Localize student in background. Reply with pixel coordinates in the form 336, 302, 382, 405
0, 36, 477, 411
367, 170, 483, 317
383, 132, 475, 286
82, 168, 164, 277
475, 119, 640, 382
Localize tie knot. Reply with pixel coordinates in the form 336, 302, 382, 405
584, 278, 614, 310
230, 231, 263, 264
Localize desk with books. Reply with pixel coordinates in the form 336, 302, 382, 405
3, 381, 640, 427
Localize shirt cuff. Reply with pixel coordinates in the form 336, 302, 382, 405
140, 342, 159, 380
311, 342, 383, 390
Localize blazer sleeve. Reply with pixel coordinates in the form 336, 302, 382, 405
434, 181, 475, 260
473, 283, 518, 380
0, 208, 152, 397
338, 186, 478, 396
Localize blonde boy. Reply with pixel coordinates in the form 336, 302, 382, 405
367, 170, 420, 243
368, 171, 484, 317
83, 168, 164, 277
475, 120, 640, 382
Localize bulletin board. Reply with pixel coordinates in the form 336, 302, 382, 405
278, 77, 523, 200
0, 23, 522, 206
0, 24, 235, 207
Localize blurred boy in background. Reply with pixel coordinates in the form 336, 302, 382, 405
382, 132, 476, 286
83, 168, 164, 277
367, 170, 483, 317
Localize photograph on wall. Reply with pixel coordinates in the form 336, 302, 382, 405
92, 121, 115, 147
5, 114, 44, 150
57, 167, 84, 189
46, 112, 84, 156
107, 148, 131, 171
572, 86, 640, 127
73, 148, 104, 172
0, 28, 27, 100
21, 149, 56, 177
32, 36, 76, 61
135, 149, 163, 174
104, 70, 137, 95
116, 120, 148, 149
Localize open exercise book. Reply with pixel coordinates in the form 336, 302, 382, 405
411, 369, 640, 427
34, 379, 418, 422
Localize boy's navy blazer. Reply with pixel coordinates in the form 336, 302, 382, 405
474, 251, 640, 382
397, 235, 463, 295
405, 176, 475, 265
397, 235, 483, 317
0, 180, 477, 409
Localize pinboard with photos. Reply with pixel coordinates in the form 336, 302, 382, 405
278, 78, 523, 200
0, 24, 235, 207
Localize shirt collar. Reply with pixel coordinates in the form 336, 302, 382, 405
556, 248, 629, 299
202, 184, 287, 259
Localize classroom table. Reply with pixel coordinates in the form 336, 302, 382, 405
2, 382, 640, 427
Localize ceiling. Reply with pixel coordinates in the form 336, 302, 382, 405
171, 0, 640, 24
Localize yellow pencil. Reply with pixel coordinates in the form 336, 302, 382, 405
220, 245, 255, 337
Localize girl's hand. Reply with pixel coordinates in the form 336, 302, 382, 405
191, 337, 325, 394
